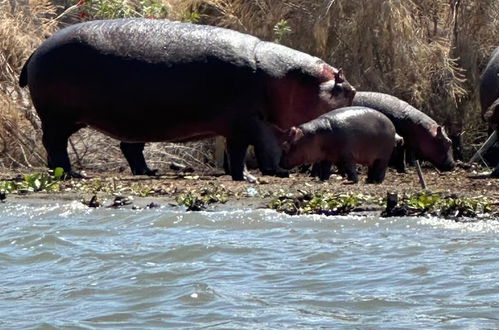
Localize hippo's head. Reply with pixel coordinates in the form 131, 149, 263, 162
318, 68, 356, 110
267, 65, 356, 129
279, 126, 318, 169
418, 125, 455, 171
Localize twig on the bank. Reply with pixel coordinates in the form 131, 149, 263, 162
415, 160, 427, 189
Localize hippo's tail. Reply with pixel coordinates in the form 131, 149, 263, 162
19, 53, 33, 87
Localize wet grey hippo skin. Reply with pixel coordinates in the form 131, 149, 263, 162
19, 18, 356, 180
352, 92, 455, 172
480, 47, 499, 177
279, 106, 401, 184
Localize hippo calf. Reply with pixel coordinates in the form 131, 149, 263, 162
279, 107, 401, 183
352, 92, 455, 172
19, 18, 355, 180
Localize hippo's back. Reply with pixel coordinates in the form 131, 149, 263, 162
352, 91, 437, 131
27, 18, 325, 82
29, 19, 259, 72
303, 106, 396, 137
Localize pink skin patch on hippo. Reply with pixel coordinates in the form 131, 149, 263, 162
320, 64, 336, 82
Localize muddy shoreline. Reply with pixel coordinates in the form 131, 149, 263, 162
1, 164, 498, 219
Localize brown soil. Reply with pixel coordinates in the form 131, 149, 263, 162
3, 164, 497, 209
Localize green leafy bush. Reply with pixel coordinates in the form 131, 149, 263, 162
77, 0, 170, 20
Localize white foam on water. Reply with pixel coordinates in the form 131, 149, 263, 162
418, 215, 499, 233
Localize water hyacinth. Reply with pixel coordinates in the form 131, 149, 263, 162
268, 191, 366, 216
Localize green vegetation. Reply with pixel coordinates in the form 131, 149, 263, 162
78, 0, 170, 20
268, 191, 366, 216
176, 186, 228, 211
273, 19, 292, 43
0, 168, 64, 194
383, 191, 493, 218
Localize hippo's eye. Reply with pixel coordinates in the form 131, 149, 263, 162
331, 84, 344, 96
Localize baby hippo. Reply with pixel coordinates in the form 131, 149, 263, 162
279, 106, 402, 183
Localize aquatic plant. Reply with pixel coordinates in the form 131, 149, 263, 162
0, 167, 64, 194
439, 196, 493, 218
268, 191, 364, 216
176, 186, 228, 211
383, 191, 493, 218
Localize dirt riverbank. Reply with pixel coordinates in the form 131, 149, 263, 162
1, 164, 498, 215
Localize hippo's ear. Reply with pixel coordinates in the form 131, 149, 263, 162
289, 126, 304, 143
436, 126, 452, 145
436, 126, 443, 137
430, 125, 440, 137
436, 126, 448, 138
335, 68, 344, 83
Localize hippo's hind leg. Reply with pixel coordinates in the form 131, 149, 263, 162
119, 142, 158, 176
390, 144, 406, 173
41, 119, 84, 178
226, 134, 250, 181
366, 159, 389, 184
337, 158, 359, 183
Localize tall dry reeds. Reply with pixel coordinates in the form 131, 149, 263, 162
185, 0, 499, 151
0, 0, 57, 169
1, 0, 498, 171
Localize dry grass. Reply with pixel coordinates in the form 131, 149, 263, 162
0, 0, 57, 169
187, 0, 499, 156
1, 0, 498, 172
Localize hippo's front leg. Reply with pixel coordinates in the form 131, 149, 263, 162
227, 115, 289, 181
337, 158, 359, 183
316, 161, 333, 181
251, 121, 289, 178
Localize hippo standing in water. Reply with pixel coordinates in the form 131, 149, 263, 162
19, 18, 355, 180
279, 107, 402, 183
352, 92, 455, 172
480, 47, 499, 177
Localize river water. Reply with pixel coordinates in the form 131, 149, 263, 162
1, 200, 499, 329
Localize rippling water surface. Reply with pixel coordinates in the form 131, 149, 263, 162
1, 200, 499, 328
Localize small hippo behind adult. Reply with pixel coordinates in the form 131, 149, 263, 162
352, 92, 455, 172
279, 107, 401, 183
19, 18, 355, 180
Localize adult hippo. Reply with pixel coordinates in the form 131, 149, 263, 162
480, 47, 499, 121
19, 18, 355, 180
480, 47, 499, 177
352, 92, 455, 172
279, 107, 402, 183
